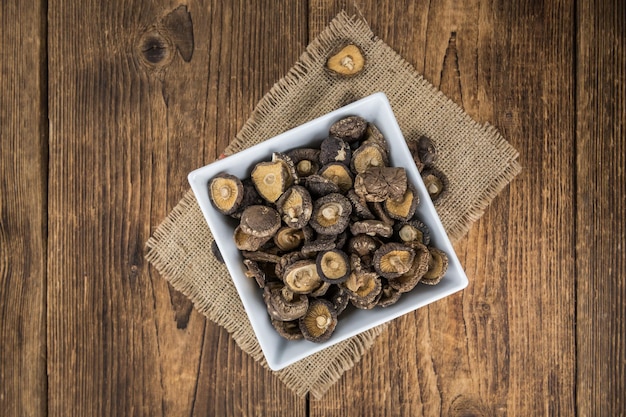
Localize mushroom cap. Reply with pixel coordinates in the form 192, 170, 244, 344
350, 220, 393, 238
271, 318, 304, 340
373, 243, 416, 279
328, 115, 368, 143
347, 189, 375, 220
378, 281, 402, 307
354, 167, 408, 202
239, 205, 281, 238
304, 174, 341, 198
208, 173, 244, 215
325, 285, 350, 315
309, 193, 352, 235
273, 226, 306, 251
316, 249, 351, 283
233, 225, 271, 251
416, 135, 438, 166
283, 259, 323, 294
384, 182, 419, 221
320, 136, 352, 166
263, 284, 309, 321
287, 148, 321, 178
388, 242, 430, 292
348, 234, 380, 256
395, 219, 431, 246
299, 299, 338, 343
342, 271, 382, 304
319, 163, 354, 193
251, 159, 293, 203
350, 142, 389, 174
276, 185, 313, 229
421, 247, 449, 285
421, 168, 449, 204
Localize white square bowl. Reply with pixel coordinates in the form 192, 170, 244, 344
188, 92, 468, 370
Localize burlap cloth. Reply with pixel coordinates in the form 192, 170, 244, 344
145, 12, 520, 399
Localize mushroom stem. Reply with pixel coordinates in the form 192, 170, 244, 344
316, 315, 329, 329
340, 56, 355, 70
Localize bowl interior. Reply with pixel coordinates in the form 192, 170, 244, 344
188, 92, 468, 370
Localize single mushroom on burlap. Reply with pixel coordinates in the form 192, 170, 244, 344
325, 44, 366, 78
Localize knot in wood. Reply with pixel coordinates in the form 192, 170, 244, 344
138, 29, 173, 67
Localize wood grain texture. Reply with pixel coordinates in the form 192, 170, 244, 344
576, 0, 626, 415
309, 1, 576, 416
47, 0, 307, 415
0, 1, 47, 416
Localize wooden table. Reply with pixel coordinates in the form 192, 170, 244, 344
1, 1, 624, 415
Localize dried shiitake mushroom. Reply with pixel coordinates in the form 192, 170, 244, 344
378, 281, 402, 307
316, 249, 351, 284
239, 205, 281, 238
287, 148, 320, 178
350, 142, 389, 174
370, 201, 395, 226
388, 242, 430, 293
304, 174, 341, 198
283, 259, 323, 294
343, 271, 382, 305
325, 43, 365, 77
273, 227, 305, 251
320, 136, 352, 166
301, 234, 337, 256
251, 157, 294, 203
299, 299, 338, 343
354, 167, 408, 202
241, 250, 282, 264
325, 285, 350, 315
385, 182, 419, 221
276, 185, 313, 229
263, 283, 309, 321
421, 168, 449, 204
416, 135, 438, 166
329, 115, 368, 143
362, 123, 388, 150
208, 173, 244, 215
309, 193, 352, 235
347, 189, 375, 220
373, 243, 416, 279
421, 247, 449, 285
271, 318, 304, 340
319, 163, 354, 193
348, 234, 380, 257
395, 219, 431, 246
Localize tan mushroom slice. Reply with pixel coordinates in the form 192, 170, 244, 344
421, 168, 449, 204
373, 243, 416, 279
233, 226, 271, 251
342, 271, 382, 305
208, 173, 244, 215
354, 167, 408, 202
421, 247, 449, 285
299, 299, 338, 343
350, 142, 389, 174
385, 182, 419, 221
271, 318, 304, 340
350, 220, 393, 238
243, 259, 266, 288
283, 259, 323, 294
325, 43, 365, 77
239, 205, 281, 238
388, 242, 430, 293
309, 193, 352, 235
273, 226, 306, 252
276, 185, 313, 229
251, 159, 293, 203
263, 284, 309, 321
319, 163, 354, 193
316, 249, 350, 284
394, 219, 431, 246
329, 115, 368, 143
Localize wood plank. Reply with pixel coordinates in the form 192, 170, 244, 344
47, 0, 307, 415
309, 1, 576, 415
0, 1, 47, 416
576, 0, 626, 414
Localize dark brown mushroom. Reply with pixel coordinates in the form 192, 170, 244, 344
239, 205, 281, 238
310, 281, 331, 297
271, 318, 304, 340
350, 220, 393, 238
276, 185, 313, 229
421, 168, 449, 204
299, 299, 338, 343
263, 283, 309, 321
361, 123, 388, 151
275, 251, 311, 280
319, 162, 354, 193
309, 193, 352, 235
373, 243, 416, 279
208, 173, 244, 215
342, 271, 382, 305
388, 242, 430, 292
416, 135, 437, 166
348, 234, 380, 257
301, 234, 337, 256
325, 43, 365, 78
384, 182, 419, 221
287, 148, 321, 178
328, 115, 368, 143
320, 136, 352, 166
347, 189, 375, 220
283, 259, 323, 294
370, 201, 395, 226
394, 219, 431, 246
377, 281, 402, 307
354, 167, 408, 202
316, 249, 351, 283
325, 285, 350, 315
273, 226, 305, 251
421, 247, 449, 285
304, 174, 341, 198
